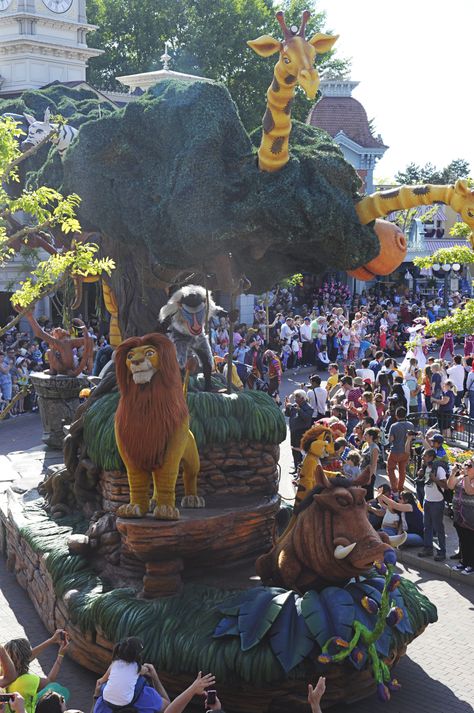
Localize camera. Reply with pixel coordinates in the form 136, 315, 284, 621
0, 696, 14, 703
407, 430, 420, 437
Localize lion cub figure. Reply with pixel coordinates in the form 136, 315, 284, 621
115, 333, 205, 520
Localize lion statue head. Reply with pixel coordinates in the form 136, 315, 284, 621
115, 333, 189, 471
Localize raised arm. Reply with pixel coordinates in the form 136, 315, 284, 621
379, 494, 412, 512
0, 644, 17, 687
38, 635, 69, 691
30, 629, 65, 660
165, 672, 216, 713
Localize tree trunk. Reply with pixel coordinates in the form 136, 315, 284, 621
102, 237, 169, 338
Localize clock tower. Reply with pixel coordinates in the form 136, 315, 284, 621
0, 0, 103, 94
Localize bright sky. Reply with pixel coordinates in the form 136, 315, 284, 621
316, 0, 474, 181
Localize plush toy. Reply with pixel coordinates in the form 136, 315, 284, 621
114, 333, 205, 519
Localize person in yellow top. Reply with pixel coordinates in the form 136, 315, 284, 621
325, 363, 340, 394
4, 631, 70, 713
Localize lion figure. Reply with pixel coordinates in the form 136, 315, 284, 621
115, 333, 205, 520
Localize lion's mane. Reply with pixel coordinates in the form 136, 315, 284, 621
115, 333, 189, 471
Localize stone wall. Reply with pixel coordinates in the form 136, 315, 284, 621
99, 441, 280, 512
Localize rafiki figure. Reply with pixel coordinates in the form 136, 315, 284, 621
159, 285, 225, 391
439, 331, 455, 360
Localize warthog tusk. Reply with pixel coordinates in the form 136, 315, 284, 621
388, 532, 407, 548
334, 543, 357, 560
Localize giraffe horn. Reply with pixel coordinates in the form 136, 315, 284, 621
298, 10, 311, 38
276, 10, 292, 40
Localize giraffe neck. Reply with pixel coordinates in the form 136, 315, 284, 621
355, 184, 456, 225
258, 63, 297, 173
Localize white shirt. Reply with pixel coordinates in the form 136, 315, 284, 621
424, 465, 447, 503
280, 323, 295, 343
366, 402, 378, 422
402, 383, 411, 406
356, 368, 375, 383
299, 323, 312, 342
307, 386, 327, 415
103, 661, 140, 706
447, 364, 465, 392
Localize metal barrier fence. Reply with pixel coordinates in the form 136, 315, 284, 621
408, 411, 474, 450
404, 411, 474, 490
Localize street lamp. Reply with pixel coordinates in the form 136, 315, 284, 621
431, 262, 461, 313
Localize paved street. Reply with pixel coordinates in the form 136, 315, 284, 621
1, 376, 473, 712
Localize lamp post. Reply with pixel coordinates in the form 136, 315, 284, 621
431, 262, 461, 314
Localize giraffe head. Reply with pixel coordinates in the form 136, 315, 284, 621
248, 10, 338, 100
451, 179, 474, 231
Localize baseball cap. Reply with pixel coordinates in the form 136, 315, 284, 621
432, 434, 444, 443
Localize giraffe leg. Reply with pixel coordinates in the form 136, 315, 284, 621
181, 432, 205, 509
117, 468, 150, 518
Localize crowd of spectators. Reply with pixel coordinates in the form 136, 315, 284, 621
0, 633, 328, 713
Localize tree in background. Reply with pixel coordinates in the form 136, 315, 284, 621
86, 0, 349, 130
395, 159, 470, 185
0, 117, 114, 337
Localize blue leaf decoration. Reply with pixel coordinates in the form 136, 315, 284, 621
213, 615, 239, 638
363, 576, 413, 635
238, 589, 286, 651
346, 583, 391, 658
301, 587, 355, 648
218, 586, 285, 616
268, 592, 314, 672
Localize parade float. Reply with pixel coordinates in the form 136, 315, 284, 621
5, 9, 470, 709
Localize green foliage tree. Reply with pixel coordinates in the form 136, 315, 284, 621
86, 0, 349, 130
413, 242, 474, 338
0, 117, 114, 337
395, 159, 470, 185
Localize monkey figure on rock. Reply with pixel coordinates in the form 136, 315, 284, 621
22, 311, 93, 376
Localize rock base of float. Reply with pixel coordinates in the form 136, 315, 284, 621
30, 373, 88, 449
99, 441, 279, 512
0, 490, 408, 712
117, 493, 280, 597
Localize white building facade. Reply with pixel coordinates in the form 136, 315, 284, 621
0, 0, 102, 94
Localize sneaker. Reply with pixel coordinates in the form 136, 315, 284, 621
434, 553, 446, 562
461, 566, 474, 575
417, 550, 434, 558
451, 563, 465, 571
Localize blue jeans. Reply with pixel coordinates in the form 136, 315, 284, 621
404, 532, 424, 547
423, 500, 446, 554
469, 391, 474, 417
383, 526, 423, 547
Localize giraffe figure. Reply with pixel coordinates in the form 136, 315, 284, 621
355, 179, 474, 248
248, 10, 337, 173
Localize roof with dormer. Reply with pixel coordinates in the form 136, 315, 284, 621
307, 79, 387, 150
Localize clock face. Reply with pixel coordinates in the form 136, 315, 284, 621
42, 0, 73, 12
0, 0, 13, 11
